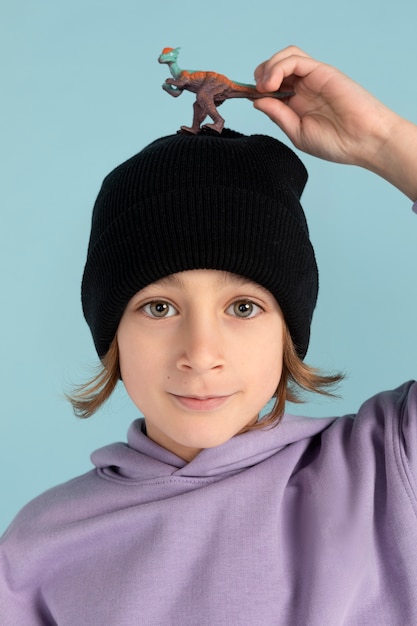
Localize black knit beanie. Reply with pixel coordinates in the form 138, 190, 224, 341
82, 129, 318, 360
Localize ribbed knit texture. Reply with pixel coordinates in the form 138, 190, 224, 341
82, 129, 318, 358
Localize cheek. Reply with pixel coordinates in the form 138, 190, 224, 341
118, 349, 156, 413
117, 330, 151, 389
241, 327, 284, 391
259, 345, 283, 391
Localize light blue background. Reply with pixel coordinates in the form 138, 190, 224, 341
1, 0, 416, 533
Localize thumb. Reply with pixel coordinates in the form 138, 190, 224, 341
254, 98, 301, 147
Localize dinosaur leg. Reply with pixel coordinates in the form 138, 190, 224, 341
181, 101, 206, 134
198, 94, 225, 134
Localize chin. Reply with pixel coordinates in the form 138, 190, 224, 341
175, 421, 248, 450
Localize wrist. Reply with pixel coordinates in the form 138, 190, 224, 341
360, 110, 417, 200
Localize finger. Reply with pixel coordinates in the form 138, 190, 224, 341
254, 45, 310, 76
253, 97, 302, 147
255, 51, 319, 92
256, 55, 319, 92
254, 46, 304, 82
254, 46, 311, 83
263, 45, 311, 65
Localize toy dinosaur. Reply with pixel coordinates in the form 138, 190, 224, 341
158, 47, 294, 134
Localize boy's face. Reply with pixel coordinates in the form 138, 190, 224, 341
117, 269, 284, 461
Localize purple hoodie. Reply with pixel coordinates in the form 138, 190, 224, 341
1, 381, 416, 625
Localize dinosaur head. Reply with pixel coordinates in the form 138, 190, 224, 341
158, 47, 180, 64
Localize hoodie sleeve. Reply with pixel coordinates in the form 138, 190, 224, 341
394, 381, 417, 515
0, 591, 50, 625
0, 544, 50, 626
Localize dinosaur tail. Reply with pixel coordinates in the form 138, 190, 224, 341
250, 89, 294, 100
230, 82, 293, 100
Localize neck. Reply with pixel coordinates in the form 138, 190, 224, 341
168, 60, 181, 78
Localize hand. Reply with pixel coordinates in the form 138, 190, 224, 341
254, 46, 393, 166
163, 81, 182, 97
254, 46, 417, 199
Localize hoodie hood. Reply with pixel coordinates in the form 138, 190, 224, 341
91, 414, 338, 482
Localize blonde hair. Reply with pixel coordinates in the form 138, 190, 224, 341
67, 338, 120, 419
245, 324, 343, 431
68, 325, 343, 427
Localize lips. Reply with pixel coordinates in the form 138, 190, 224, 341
170, 394, 233, 411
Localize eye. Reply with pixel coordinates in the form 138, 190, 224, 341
227, 300, 263, 319
141, 301, 178, 318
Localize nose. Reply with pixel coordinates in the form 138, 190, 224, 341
176, 313, 225, 374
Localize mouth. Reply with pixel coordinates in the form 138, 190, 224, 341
169, 394, 234, 411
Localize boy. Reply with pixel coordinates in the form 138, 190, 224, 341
1, 46, 416, 624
